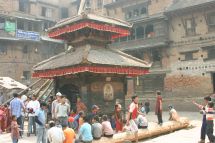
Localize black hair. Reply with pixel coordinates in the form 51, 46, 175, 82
208, 102, 214, 108
12, 115, 16, 120
49, 121, 55, 128
122, 119, 127, 124
79, 111, 84, 116
61, 122, 68, 128
204, 96, 211, 101
131, 96, 138, 101
40, 102, 47, 107
13, 93, 19, 97
93, 115, 100, 122
102, 115, 108, 121
83, 116, 90, 123
157, 91, 161, 95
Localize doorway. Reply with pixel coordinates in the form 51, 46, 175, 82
212, 73, 215, 93
59, 84, 79, 112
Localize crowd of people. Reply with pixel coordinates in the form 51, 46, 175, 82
0, 90, 183, 143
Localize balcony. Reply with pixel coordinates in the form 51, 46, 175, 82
110, 35, 168, 51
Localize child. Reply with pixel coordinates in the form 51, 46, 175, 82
11, 115, 20, 143
168, 105, 180, 121
114, 104, 123, 132
73, 111, 84, 130
92, 115, 102, 139
102, 115, 114, 137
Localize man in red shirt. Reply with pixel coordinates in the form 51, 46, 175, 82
126, 96, 139, 143
155, 91, 163, 125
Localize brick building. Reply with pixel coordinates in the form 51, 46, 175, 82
104, 0, 172, 98
165, 0, 215, 98
0, 0, 66, 84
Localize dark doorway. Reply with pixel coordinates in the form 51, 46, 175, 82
59, 84, 79, 112
212, 73, 215, 93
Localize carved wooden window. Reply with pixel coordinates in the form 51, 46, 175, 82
0, 46, 7, 55
185, 18, 196, 36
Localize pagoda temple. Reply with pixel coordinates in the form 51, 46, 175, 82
32, 13, 151, 114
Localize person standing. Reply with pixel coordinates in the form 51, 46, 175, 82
204, 102, 215, 143
47, 121, 65, 143
52, 92, 62, 120
155, 91, 163, 125
27, 95, 40, 136
114, 104, 123, 133
35, 102, 47, 143
76, 97, 87, 113
0, 92, 3, 105
126, 96, 139, 143
56, 96, 70, 126
10, 93, 25, 136
88, 105, 100, 124
62, 122, 76, 143
11, 115, 20, 143
144, 99, 150, 114
193, 96, 212, 143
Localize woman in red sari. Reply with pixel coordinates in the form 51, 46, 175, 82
114, 104, 123, 133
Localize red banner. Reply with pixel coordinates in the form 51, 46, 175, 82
32, 66, 149, 78
48, 21, 130, 40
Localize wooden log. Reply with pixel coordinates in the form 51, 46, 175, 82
93, 117, 189, 143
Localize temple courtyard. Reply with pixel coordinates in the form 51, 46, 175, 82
0, 112, 205, 143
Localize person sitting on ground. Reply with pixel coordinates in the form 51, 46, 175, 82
76, 116, 93, 143
168, 105, 180, 121
136, 114, 148, 129
102, 115, 114, 138
62, 122, 76, 143
92, 115, 102, 140
47, 121, 65, 143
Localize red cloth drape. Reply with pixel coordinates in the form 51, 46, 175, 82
48, 21, 130, 39
33, 66, 149, 78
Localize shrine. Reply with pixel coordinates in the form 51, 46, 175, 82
32, 12, 151, 114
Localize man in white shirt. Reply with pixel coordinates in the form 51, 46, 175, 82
56, 96, 70, 126
27, 95, 40, 136
51, 92, 62, 120
48, 121, 65, 143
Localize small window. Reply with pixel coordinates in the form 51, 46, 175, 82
181, 52, 197, 61
61, 7, 69, 19
23, 71, 31, 80
19, 0, 29, 13
185, 18, 196, 36
86, 0, 91, 9
0, 17, 5, 30
125, 11, 132, 19
28, 22, 33, 31
152, 49, 161, 62
17, 20, 25, 30
22, 45, 28, 54
41, 7, 52, 18
145, 24, 154, 38
141, 7, 147, 15
134, 9, 139, 17
97, 0, 103, 9
136, 26, 144, 39
0, 46, 7, 55
207, 48, 215, 60
208, 12, 215, 26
